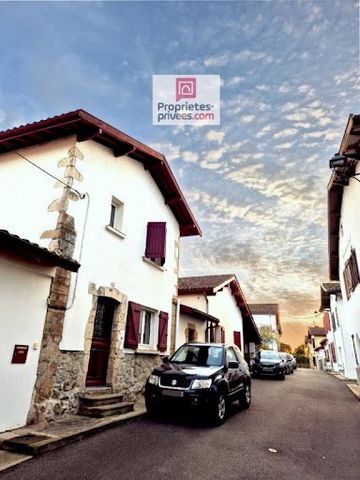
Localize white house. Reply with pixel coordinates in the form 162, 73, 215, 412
0, 110, 201, 426
0, 229, 79, 432
305, 326, 328, 370
319, 282, 346, 374
248, 304, 282, 352
178, 274, 261, 364
328, 113, 360, 381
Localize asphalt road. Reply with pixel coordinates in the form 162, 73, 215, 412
2, 369, 359, 480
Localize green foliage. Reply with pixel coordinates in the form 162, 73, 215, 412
259, 325, 278, 350
294, 354, 310, 368
279, 342, 292, 353
295, 344, 305, 355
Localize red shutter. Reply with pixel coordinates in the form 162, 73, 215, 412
210, 325, 216, 342
145, 222, 166, 261
157, 311, 168, 352
221, 327, 225, 343
330, 342, 337, 362
124, 302, 141, 349
233, 331, 241, 350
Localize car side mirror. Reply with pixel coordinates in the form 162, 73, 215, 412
162, 356, 169, 363
228, 361, 239, 369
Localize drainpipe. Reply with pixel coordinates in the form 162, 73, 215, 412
175, 297, 181, 350
205, 293, 209, 342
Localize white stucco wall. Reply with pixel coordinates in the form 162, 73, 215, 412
337, 170, 360, 379
178, 313, 207, 345
252, 313, 278, 351
179, 293, 207, 312
0, 258, 54, 432
207, 286, 244, 351
0, 137, 181, 354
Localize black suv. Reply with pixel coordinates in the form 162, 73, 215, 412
252, 350, 286, 380
145, 342, 251, 425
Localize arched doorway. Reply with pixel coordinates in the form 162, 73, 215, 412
86, 296, 118, 387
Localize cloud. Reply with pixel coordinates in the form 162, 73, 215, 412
241, 114, 256, 124
275, 142, 295, 150
149, 142, 180, 161
273, 128, 298, 139
183, 151, 199, 163
206, 130, 225, 144
228, 76, 245, 86
255, 124, 272, 138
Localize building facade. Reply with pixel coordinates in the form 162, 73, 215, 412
248, 304, 282, 352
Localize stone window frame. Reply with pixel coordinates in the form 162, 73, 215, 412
84, 284, 128, 389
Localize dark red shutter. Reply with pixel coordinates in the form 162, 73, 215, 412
330, 342, 337, 363
233, 331, 241, 350
124, 302, 141, 349
145, 222, 166, 260
210, 325, 216, 342
221, 327, 225, 343
157, 311, 168, 352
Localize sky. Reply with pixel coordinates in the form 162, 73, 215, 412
0, 0, 359, 347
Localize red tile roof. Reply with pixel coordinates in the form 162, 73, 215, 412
178, 274, 235, 293
0, 110, 201, 237
0, 229, 80, 272
180, 304, 219, 324
308, 326, 327, 337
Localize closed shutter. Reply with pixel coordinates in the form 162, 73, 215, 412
233, 331, 241, 349
330, 342, 337, 363
145, 222, 166, 263
350, 249, 360, 290
210, 325, 216, 343
343, 265, 351, 300
157, 311, 168, 352
221, 327, 225, 343
124, 302, 141, 349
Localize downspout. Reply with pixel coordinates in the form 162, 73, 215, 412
175, 297, 181, 350
205, 293, 209, 342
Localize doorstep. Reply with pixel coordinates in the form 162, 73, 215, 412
0, 401, 146, 471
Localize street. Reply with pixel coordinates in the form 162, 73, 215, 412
1, 369, 359, 480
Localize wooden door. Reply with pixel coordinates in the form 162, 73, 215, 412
86, 297, 117, 387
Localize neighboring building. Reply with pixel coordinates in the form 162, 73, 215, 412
305, 326, 327, 370
248, 304, 282, 352
0, 229, 79, 432
327, 113, 360, 381
319, 282, 346, 374
0, 110, 201, 426
178, 274, 261, 364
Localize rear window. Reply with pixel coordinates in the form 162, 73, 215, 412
171, 345, 224, 366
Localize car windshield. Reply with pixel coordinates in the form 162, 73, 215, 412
260, 351, 280, 360
170, 345, 223, 366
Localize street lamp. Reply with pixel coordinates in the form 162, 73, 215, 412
329, 152, 360, 184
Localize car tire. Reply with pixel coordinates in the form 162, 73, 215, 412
211, 392, 227, 426
239, 383, 251, 409
278, 373, 285, 380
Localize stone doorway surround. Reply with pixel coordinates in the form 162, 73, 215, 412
85, 283, 128, 391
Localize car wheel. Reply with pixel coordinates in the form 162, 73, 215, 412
278, 373, 285, 380
239, 383, 251, 409
211, 393, 227, 426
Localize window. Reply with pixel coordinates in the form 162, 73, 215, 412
124, 302, 168, 352
144, 222, 166, 266
226, 348, 237, 364
343, 248, 360, 299
109, 196, 124, 232
171, 345, 223, 366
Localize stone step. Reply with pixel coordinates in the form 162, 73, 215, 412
78, 402, 134, 418
79, 393, 124, 407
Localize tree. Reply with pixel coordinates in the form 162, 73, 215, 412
295, 344, 305, 355
259, 325, 278, 350
279, 342, 292, 353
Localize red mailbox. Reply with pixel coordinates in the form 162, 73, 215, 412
11, 345, 29, 364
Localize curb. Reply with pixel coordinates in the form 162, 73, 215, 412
346, 384, 360, 401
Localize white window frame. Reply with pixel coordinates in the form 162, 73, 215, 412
138, 308, 158, 351
107, 196, 125, 234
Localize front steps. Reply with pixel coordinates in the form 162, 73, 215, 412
78, 392, 134, 418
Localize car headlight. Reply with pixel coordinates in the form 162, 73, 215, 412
192, 378, 212, 389
148, 374, 160, 386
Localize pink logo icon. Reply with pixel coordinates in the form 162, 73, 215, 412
176, 77, 196, 101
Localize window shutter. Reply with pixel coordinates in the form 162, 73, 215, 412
210, 325, 216, 342
124, 302, 141, 349
145, 222, 166, 260
233, 331, 241, 349
350, 249, 360, 290
343, 265, 351, 300
221, 327, 225, 343
157, 311, 168, 352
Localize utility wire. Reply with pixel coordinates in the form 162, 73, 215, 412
14, 150, 85, 198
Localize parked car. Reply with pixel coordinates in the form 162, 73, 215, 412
289, 354, 297, 370
252, 350, 286, 380
145, 342, 251, 426
279, 352, 294, 374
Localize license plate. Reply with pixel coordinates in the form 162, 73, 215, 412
162, 389, 184, 397
263, 367, 273, 371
